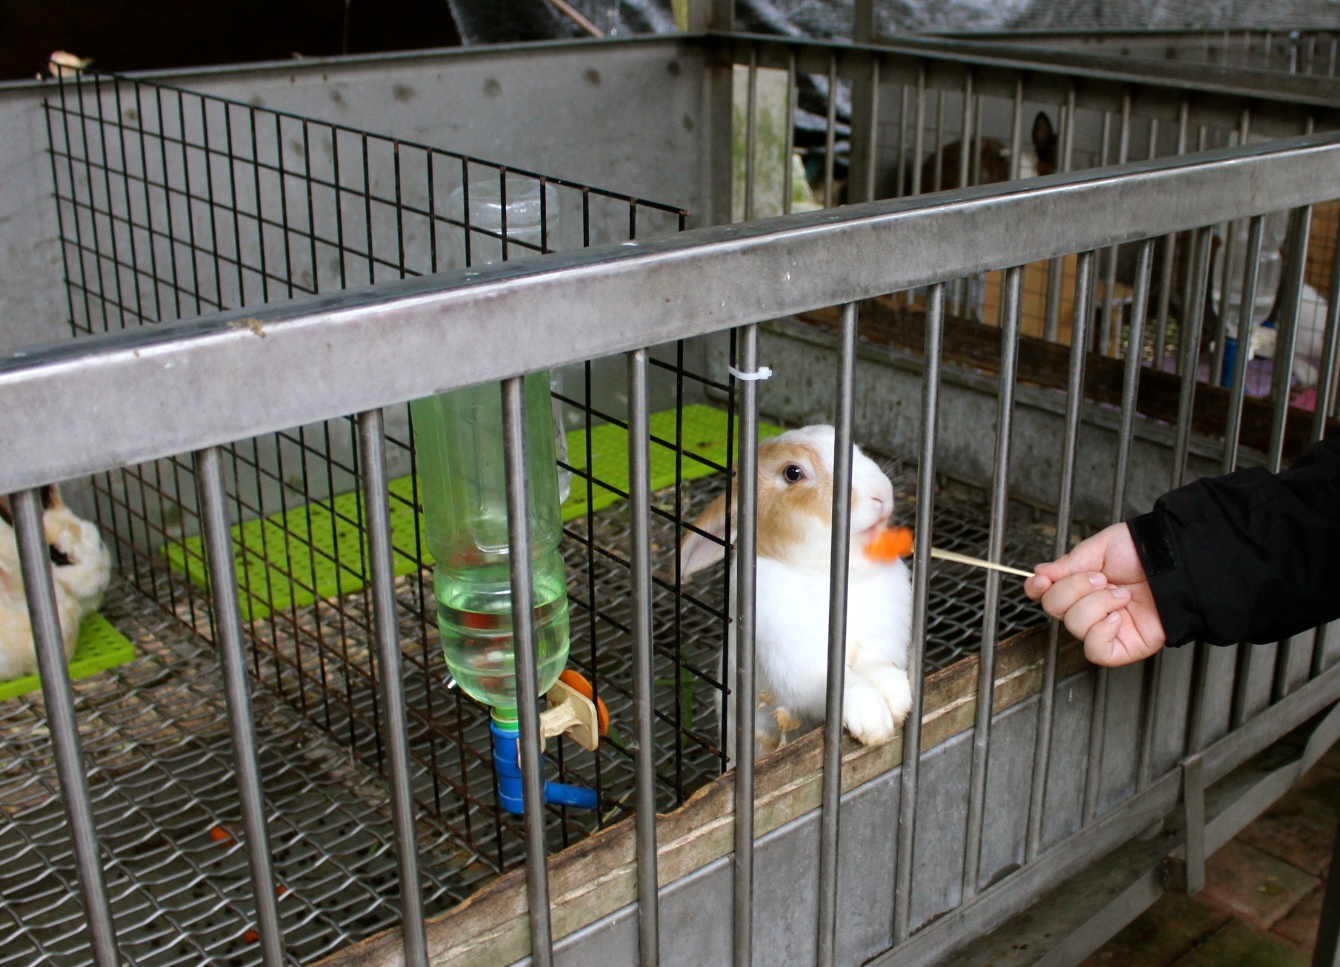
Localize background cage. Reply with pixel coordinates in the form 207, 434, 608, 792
3, 19, 1340, 967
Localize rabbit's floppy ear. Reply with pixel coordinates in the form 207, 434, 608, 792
680, 491, 732, 578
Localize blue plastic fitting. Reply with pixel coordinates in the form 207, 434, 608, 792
491, 719, 599, 815
1222, 336, 1237, 387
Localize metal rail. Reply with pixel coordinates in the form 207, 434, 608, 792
7, 132, 1340, 494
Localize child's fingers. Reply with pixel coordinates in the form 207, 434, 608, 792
1083, 609, 1126, 666
1037, 572, 1111, 621
1060, 586, 1131, 643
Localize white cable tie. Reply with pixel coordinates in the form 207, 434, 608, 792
728, 365, 773, 382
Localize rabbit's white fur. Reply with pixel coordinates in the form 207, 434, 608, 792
681, 425, 912, 755
0, 486, 111, 682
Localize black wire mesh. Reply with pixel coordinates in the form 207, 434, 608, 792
39, 66, 714, 931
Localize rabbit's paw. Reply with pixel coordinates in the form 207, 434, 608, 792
843, 678, 896, 746
863, 664, 913, 726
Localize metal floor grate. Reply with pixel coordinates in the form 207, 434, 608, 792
0, 584, 476, 967
0, 452, 1053, 967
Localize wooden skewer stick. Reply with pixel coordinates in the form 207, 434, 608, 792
929, 547, 1035, 578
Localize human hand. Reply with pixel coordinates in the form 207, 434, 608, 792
1025, 523, 1168, 667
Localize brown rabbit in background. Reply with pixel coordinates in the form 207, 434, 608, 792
917, 111, 1057, 193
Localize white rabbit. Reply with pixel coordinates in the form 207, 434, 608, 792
681, 425, 912, 756
0, 485, 112, 682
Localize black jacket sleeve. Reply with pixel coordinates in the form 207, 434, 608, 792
1126, 435, 1340, 648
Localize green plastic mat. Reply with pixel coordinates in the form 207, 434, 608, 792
560, 403, 781, 521
163, 404, 782, 621
0, 612, 136, 702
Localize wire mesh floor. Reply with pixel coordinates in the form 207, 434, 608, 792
0, 451, 1056, 967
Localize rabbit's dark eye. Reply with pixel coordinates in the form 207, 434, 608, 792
783, 464, 804, 483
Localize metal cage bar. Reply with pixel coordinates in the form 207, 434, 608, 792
356, 408, 430, 967
893, 283, 945, 944
963, 264, 1024, 897
10, 488, 122, 967
627, 347, 661, 967
195, 446, 286, 967
733, 323, 763, 967
1081, 241, 1152, 820
501, 376, 555, 967
1270, 205, 1316, 704
1032, 249, 1096, 851
817, 301, 859, 967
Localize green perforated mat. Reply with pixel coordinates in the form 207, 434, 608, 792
0, 612, 136, 702
163, 404, 782, 621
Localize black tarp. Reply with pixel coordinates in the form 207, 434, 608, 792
447, 0, 1340, 45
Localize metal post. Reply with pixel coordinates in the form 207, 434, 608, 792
1044, 87, 1076, 344
1223, 217, 1267, 474
1313, 813, 1340, 966
1170, 226, 1214, 489
1214, 111, 1252, 387
1110, 241, 1155, 521
1221, 220, 1265, 727
1099, 94, 1132, 357
824, 53, 838, 208
744, 46, 757, 223
783, 51, 797, 216
893, 284, 945, 943
1030, 251, 1095, 855
1181, 753, 1206, 895
1271, 205, 1314, 704
817, 303, 859, 967
688, 0, 732, 30
356, 409, 429, 967
933, 90, 945, 193
1085, 241, 1147, 823
702, 7, 735, 226
11, 488, 121, 967
194, 448, 286, 967
734, 324, 763, 967
911, 66, 925, 197
964, 266, 1023, 896
500, 376, 555, 967
957, 71, 973, 193
1267, 206, 1314, 474
1154, 102, 1191, 372
628, 348, 661, 967
847, 3, 881, 205
853, 0, 875, 43
1008, 78, 1024, 181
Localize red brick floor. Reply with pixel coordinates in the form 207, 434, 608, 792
1082, 743, 1340, 966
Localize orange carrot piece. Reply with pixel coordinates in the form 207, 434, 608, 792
866, 526, 914, 563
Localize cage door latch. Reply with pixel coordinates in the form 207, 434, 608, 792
540, 678, 601, 751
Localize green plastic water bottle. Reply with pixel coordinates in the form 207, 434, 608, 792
413, 177, 571, 722
412, 377, 570, 723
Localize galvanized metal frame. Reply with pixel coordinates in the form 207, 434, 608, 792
8, 128, 1340, 967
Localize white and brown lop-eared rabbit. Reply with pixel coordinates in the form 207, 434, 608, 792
681, 425, 912, 758
0, 485, 112, 681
